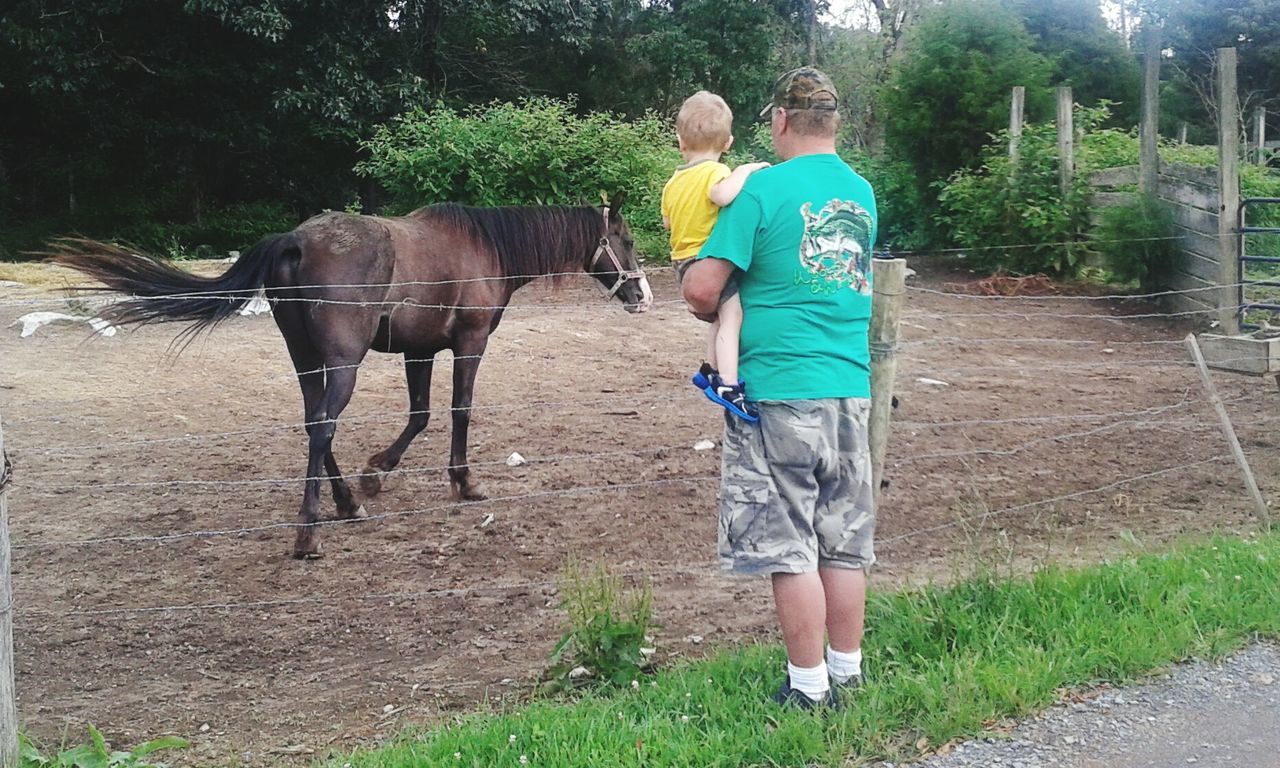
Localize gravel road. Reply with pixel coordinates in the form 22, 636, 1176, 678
871, 642, 1280, 768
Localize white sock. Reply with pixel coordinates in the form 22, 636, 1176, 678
787, 661, 830, 700
827, 646, 862, 684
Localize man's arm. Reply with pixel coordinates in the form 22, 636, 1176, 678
708, 162, 770, 207
682, 257, 736, 319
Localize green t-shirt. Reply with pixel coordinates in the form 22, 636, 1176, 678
698, 153, 878, 400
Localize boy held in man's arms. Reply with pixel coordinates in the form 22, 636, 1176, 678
661, 91, 768, 421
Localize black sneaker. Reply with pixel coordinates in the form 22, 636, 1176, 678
771, 677, 839, 711
830, 672, 863, 701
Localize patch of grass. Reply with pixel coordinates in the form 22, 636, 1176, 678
328, 532, 1280, 767
21, 726, 189, 767
545, 556, 655, 693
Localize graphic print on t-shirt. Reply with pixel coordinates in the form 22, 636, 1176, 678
794, 200, 875, 296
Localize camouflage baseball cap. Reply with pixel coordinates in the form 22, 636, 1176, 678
758, 67, 839, 118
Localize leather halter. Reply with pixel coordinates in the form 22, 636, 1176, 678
587, 205, 645, 300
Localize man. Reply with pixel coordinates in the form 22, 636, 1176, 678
681, 67, 878, 709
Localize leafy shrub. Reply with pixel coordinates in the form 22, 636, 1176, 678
112, 202, 298, 260
358, 98, 679, 260
1091, 193, 1180, 289
545, 556, 654, 692
936, 113, 1097, 275
21, 727, 189, 768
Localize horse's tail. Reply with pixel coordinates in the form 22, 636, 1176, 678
46, 233, 299, 339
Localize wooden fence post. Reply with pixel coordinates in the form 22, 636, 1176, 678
869, 258, 906, 504
1255, 107, 1268, 165
1217, 47, 1241, 335
1008, 86, 1025, 165
1139, 21, 1161, 196
0, 413, 16, 768
1057, 86, 1074, 197
1184, 335, 1270, 528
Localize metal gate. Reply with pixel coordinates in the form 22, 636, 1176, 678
1237, 197, 1280, 329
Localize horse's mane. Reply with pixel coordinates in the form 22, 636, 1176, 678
422, 204, 603, 278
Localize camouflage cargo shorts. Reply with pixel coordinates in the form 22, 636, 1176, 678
718, 398, 876, 574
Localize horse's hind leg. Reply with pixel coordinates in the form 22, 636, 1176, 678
293, 364, 361, 558
291, 351, 363, 521
361, 353, 435, 497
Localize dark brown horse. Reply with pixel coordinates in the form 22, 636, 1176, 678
49, 196, 652, 558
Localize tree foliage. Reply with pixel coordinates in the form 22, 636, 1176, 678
1, 0, 1275, 259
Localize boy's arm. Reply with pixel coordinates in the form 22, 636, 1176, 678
708, 162, 770, 207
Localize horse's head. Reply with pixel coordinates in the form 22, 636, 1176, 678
587, 193, 652, 314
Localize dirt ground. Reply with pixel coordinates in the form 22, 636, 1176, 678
0, 258, 1275, 765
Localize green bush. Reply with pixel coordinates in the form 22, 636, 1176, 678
936, 111, 1099, 275
545, 556, 654, 692
358, 98, 680, 260
1091, 193, 1180, 289
112, 201, 299, 259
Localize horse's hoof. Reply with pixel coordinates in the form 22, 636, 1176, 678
359, 469, 384, 497
341, 504, 368, 520
462, 487, 488, 502
293, 546, 323, 560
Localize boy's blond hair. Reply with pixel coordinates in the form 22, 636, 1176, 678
676, 91, 733, 152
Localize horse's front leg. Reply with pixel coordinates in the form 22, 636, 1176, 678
447, 336, 489, 501
362, 354, 435, 497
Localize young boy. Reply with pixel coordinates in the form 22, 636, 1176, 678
661, 90, 769, 421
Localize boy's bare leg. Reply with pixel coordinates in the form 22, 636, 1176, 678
706, 317, 720, 370
716, 293, 743, 385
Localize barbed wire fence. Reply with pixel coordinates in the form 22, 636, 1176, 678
0, 236, 1277, 753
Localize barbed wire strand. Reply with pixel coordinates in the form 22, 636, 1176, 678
29, 442, 705, 492
4, 389, 1223, 456
879, 454, 1234, 547
13, 388, 1241, 491
15, 454, 1239, 619
15, 563, 720, 620
0, 231, 1230, 308
10, 474, 720, 550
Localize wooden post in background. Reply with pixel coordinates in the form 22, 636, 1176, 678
1139, 21, 1161, 196
1008, 86, 1025, 165
0, 413, 16, 768
1184, 335, 1270, 528
1057, 86, 1075, 196
1217, 47, 1241, 335
1178, 122, 1188, 145
1255, 107, 1267, 165
869, 258, 906, 503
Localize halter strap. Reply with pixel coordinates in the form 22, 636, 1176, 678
587, 205, 644, 300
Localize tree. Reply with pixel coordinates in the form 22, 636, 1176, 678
1148, 0, 1280, 141
881, 0, 1053, 211
1010, 0, 1141, 126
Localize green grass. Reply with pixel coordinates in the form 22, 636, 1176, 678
326, 532, 1280, 767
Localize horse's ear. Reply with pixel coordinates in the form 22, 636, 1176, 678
609, 192, 627, 213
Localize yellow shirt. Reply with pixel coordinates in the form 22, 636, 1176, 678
661, 160, 731, 261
